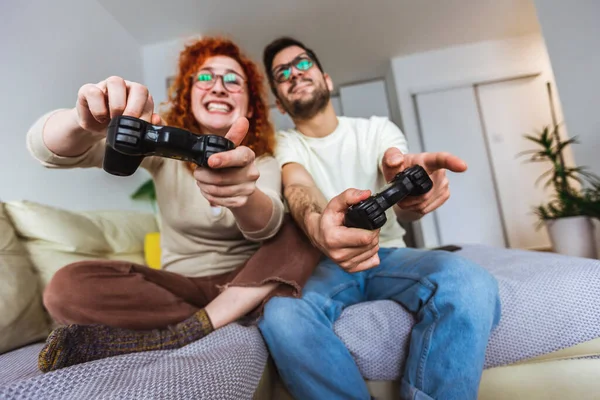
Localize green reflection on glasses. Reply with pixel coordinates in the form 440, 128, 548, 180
273, 55, 315, 83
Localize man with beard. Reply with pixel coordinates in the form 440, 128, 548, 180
257, 37, 502, 400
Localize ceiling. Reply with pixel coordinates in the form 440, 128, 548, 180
97, 0, 541, 88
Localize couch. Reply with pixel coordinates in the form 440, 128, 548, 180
1, 200, 600, 399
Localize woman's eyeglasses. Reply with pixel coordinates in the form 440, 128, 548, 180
192, 70, 245, 93
271, 55, 315, 83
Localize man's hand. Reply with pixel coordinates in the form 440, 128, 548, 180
382, 148, 467, 217
193, 118, 260, 209
308, 188, 381, 273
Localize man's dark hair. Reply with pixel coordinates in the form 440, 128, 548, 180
263, 37, 324, 93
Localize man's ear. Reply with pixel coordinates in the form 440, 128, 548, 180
275, 98, 286, 115
324, 73, 334, 92
246, 106, 254, 119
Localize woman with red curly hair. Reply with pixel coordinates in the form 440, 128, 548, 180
26, 37, 320, 372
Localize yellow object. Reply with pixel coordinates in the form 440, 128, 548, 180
144, 232, 161, 269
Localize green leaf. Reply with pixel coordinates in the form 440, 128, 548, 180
515, 149, 544, 159
556, 137, 578, 152
535, 168, 554, 187
131, 179, 156, 201
522, 157, 550, 164
523, 134, 544, 144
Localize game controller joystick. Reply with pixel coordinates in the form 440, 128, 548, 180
344, 165, 433, 230
103, 116, 235, 176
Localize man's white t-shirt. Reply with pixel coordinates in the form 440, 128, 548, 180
274, 116, 409, 248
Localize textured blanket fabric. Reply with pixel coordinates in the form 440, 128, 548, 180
2, 244, 600, 397
0, 344, 44, 387
0, 324, 267, 400
334, 244, 600, 380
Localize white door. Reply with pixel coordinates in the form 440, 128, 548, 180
415, 76, 571, 250
477, 76, 560, 250
416, 86, 507, 247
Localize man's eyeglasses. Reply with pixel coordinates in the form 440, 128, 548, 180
192, 70, 245, 93
271, 54, 315, 83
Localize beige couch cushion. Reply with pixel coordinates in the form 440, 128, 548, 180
4, 201, 158, 290
0, 203, 49, 354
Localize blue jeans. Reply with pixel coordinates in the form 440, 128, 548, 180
258, 247, 501, 400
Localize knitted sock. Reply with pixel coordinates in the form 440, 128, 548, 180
38, 309, 214, 373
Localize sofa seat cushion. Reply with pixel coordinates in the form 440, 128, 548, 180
333, 244, 600, 381
4, 201, 158, 289
0, 203, 49, 355
0, 323, 268, 399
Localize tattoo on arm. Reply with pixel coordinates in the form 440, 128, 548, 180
284, 184, 327, 234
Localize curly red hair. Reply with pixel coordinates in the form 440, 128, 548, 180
162, 37, 275, 170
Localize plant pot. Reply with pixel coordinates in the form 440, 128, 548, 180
545, 216, 598, 259
593, 218, 600, 259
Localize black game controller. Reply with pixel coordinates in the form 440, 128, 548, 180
344, 166, 433, 230
103, 116, 235, 176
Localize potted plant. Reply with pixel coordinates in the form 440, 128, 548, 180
519, 124, 600, 258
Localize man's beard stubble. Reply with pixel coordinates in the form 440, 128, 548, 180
279, 78, 330, 121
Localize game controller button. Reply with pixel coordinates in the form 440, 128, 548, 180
158, 131, 170, 143
422, 181, 433, 191
191, 142, 205, 152
369, 208, 384, 217
373, 214, 386, 225
116, 134, 138, 145
366, 203, 379, 213
117, 127, 141, 137
119, 118, 142, 129
207, 136, 222, 145
146, 131, 159, 141
412, 169, 424, 178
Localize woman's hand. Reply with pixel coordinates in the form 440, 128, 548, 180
193, 118, 260, 209
73, 76, 158, 137
42, 76, 160, 157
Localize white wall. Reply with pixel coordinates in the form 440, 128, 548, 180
141, 36, 203, 111
534, 0, 600, 178
0, 0, 151, 212
339, 80, 390, 119
389, 33, 566, 247
384, 66, 404, 134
